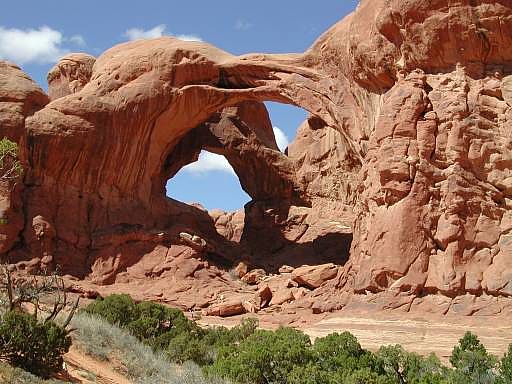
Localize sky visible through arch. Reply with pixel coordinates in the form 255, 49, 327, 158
0, 1, 359, 211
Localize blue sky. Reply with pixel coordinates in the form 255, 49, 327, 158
0, 1, 358, 211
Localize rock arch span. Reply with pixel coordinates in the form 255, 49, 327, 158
1, 0, 512, 315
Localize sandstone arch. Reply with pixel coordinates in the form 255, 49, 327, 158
1, 0, 512, 314
161, 101, 308, 205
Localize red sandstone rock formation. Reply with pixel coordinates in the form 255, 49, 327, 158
47, 53, 96, 100
1, 0, 512, 316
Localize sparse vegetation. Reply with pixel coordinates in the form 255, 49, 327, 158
0, 265, 76, 378
0, 311, 71, 378
0, 361, 66, 384
81, 294, 512, 384
0, 137, 23, 225
71, 312, 229, 384
81, 294, 257, 366
2, 292, 512, 383
0, 137, 23, 182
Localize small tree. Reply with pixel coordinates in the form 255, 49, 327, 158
207, 327, 313, 384
0, 264, 78, 378
450, 332, 497, 384
0, 311, 71, 378
498, 344, 512, 383
0, 264, 78, 323
0, 138, 23, 225
0, 138, 23, 182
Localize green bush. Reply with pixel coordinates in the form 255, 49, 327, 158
450, 332, 497, 384
82, 294, 200, 340
287, 363, 333, 384
499, 344, 512, 383
0, 311, 71, 378
0, 137, 23, 182
81, 293, 139, 327
313, 332, 379, 374
82, 294, 257, 366
71, 312, 229, 384
378, 345, 450, 384
82, 294, 512, 384
344, 368, 393, 384
207, 327, 313, 384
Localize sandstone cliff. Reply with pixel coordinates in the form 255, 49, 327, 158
1, 0, 512, 316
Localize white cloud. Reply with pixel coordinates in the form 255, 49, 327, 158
176, 129, 288, 176
124, 24, 202, 42
273, 126, 289, 152
0, 26, 69, 64
235, 19, 253, 31
125, 24, 166, 40
175, 34, 203, 42
68, 34, 86, 47
183, 151, 235, 175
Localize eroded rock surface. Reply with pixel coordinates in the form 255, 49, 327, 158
1, 0, 512, 316
47, 53, 96, 100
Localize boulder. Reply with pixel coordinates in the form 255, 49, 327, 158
278, 265, 295, 274
241, 269, 266, 285
270, 288, 295, 306
254, 285, 273, 309
234, 261, 249, 278
291, 264, 339, 289
203, 300, 246, 317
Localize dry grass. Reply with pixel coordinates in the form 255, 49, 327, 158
71, 312, 229, 384
0, 362, 66, 384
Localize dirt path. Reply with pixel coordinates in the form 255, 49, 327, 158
64, 347, 131, 384
304, 314, 512, 362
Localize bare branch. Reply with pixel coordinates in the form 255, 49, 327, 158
0, 263, 78, 329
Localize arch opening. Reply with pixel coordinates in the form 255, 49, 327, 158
264, 101, 309, 156
166, 150, 251, 212
159, 101, 352, 272
162, 101, 314, 212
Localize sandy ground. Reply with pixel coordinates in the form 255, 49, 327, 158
304, 313, 512, 362
201, 308, 512, 363
63, 347, 132, 384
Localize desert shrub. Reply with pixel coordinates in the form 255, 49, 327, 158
0, 311, 71, 378
83, 294, 201, 338
0, 361, 67, 384
313, 331, 380, 374
83, 294, 257, 366
81, 293, 138, 326
449, 332, 498, 384
378, 345, 450, 384
344, 368, 394, 384
159, 332, 211, 365
0, 137, 23, 183
287, 363, 334, 384
0, 264, 77, 379
499, 344, 512, 383
71, 312, 228, 384
206, 327, 313, 384
202, 317, 258, 347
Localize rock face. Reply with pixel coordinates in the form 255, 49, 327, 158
0, 62, 48, 254
1, 0, 512, 314
47, 53, 96, 100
